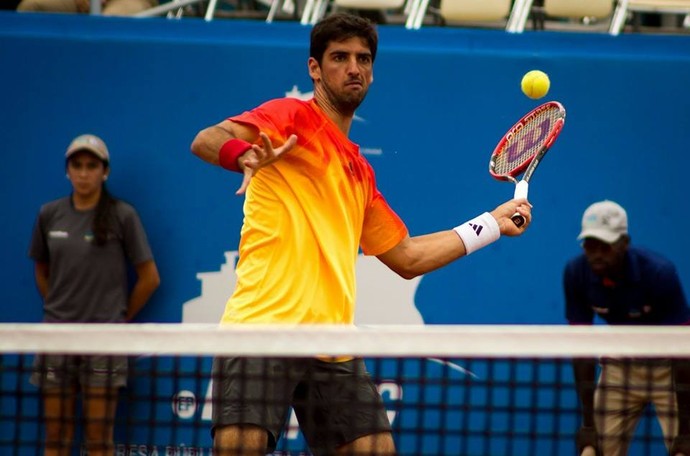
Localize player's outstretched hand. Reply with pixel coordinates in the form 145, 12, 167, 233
236, 133, 298, 195
489, 198, 532, 236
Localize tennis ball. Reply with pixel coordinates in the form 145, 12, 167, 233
521, 70, 550, 99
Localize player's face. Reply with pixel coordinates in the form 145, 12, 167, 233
309, 37, 373, 115
67, 151, 108, 199
581, 237, 627, 277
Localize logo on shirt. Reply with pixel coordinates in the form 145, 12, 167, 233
48, 230, 69, 239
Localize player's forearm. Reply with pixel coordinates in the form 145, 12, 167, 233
378, 230, 466, 280
36, 279, 48, 300
192, 121, 261, 174
191, 125, 234, 166
573, 358, 597, 426
125, 261, 160, 321
126, 281, 158, 321
34, 262, 49, 300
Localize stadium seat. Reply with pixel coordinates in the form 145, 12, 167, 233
544, 0, 614, 19
298, 0, 409, 26
508, 0, 616, 33
134, 0, 209, 19
435, 0, 513, 28
610, 0, 690, 34
541, 0, 615, 32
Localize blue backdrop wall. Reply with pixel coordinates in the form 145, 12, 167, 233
1, 11, 690, 454
2, 12, 689, 325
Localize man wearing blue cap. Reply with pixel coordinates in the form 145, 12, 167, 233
564, 200, 690, 456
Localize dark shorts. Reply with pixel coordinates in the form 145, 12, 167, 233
30, 354, 128, 389
211, 357, 392, 455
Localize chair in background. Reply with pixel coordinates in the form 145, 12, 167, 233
299, 0, 409, 26
333, 0, 405, 9
507, 0, 616, 33
610, 0, 690, 34
540, 0, 615, 32
321, 0, 428, 29
134, 0, 423, 25
135, 0, 273, 21
134, 0, 211, 19
543, 0, 613, 18
431, 0, 513, 29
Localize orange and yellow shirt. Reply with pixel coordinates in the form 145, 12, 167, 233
220, 97, 408, 325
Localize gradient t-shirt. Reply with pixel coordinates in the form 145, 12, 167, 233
220, 97, 408, 325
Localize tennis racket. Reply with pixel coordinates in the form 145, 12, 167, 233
489, 101, 566, 227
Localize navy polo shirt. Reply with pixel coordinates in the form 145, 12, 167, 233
564, 246, 690, 325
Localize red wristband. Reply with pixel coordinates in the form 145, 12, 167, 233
219, 138, 252, 173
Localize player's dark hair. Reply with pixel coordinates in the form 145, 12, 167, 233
310, 12, 378, 64
93, 183, 117, 246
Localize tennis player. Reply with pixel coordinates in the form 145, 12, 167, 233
191, 12, 532, 456
564, 200, 690, 456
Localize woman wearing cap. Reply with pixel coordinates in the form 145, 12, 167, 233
564, 200, 690, 456
28, 134, 160, 456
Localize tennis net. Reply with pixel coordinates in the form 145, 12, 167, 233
1, 323, 689, 455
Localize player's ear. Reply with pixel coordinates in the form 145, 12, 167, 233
307, 57, 320, 81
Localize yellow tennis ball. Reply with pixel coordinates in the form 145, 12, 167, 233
521, 70, 550, 99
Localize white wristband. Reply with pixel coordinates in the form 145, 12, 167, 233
453, 212, 501, 255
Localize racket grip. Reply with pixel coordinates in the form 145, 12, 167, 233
512, 180, 529, 227
513, 180, 529, 200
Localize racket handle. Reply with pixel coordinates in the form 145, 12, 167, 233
512, 180, 529, 227
513, 180, 529, 200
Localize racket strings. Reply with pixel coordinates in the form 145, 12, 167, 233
492, 107, 563, 176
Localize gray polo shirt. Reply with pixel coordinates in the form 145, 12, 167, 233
29, 196, 154, 323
